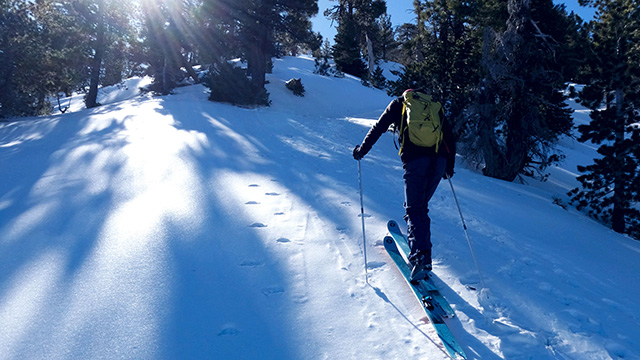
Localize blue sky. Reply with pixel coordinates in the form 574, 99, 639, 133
312, 0, 597, 43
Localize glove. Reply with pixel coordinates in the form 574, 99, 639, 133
353, 145, 364, 160
443, 159, 455, 179
443, 169, 454, 179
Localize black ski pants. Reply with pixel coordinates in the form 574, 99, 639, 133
403, 153, 447, 265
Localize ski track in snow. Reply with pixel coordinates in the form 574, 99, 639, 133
0, 56, 639, 360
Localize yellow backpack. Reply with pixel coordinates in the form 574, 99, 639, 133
398, 90, 443, 155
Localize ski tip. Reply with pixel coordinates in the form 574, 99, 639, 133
388, 220, 398, 228
384, 236, 394, 244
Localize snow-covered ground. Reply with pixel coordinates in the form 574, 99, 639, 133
0, 56, 638, 359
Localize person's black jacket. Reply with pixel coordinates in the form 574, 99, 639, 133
357, 96, 456, 174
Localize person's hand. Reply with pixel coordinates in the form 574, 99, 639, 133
444, 162, 454, 179
353, 145, 364, 160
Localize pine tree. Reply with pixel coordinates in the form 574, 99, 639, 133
377, 14, 396, 61
245, 0, 318, 96
328, 1, 364, 77
332, 10, 366, 77
463, 0, 574, 181
393, 23, 419, 64
0, 0, 49, 117
327, 0, 386, 78
199, 0, 318, 105
70, 0, 138, 107
0, 0, 92, 117
32, 0, 94, 107
354, 0, 386, 76
569, 0, 640, 239
196, 0, 242, 65
141, 0, 202, 95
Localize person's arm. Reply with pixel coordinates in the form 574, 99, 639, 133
354, 98, 402, 159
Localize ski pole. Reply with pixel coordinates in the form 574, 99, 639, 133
446, 174, 486, 291
357, 159, 369, 284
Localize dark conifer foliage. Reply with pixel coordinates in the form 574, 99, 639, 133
0, 0, 318, 113
72, 0, 137, 108
462, 0, 574, 182
327, 0, 386, 78
141, 0, 201, 95
1, 0, 51, 117
569, 0, 640, 239
377, 14, 396, 61
0, 0, 137, 116
0, 0, 90, 117
392, 23, 419, 65
199, 0, 319, 105
332, 10, 367, 77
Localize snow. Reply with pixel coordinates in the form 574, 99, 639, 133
1, 55, 639, 360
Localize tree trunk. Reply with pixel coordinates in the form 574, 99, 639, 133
366, 32, 375, 77
181, 51, 199, 84
247, 18, 268, 95
162, 56, 169, 94
611, 87, 626, 233
85, 0, 105, 109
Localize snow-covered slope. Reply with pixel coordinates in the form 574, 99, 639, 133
0, 56, 638, 360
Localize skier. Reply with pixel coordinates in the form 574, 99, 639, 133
353, 90, 456, 282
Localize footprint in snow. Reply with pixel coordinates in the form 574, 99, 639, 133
262, 286, 285, 296
248, 184, 260, 187
274, 212, 285, 216
265, 192, 280, 196
341, 201, 351, 206
245, 201, 260, 205
249, 223, 267, 228
218, 327, 240, 336
276, 237, 291, 243
367, 261, 386, 269
240, 260, 265, 267
293, 295, 309, 304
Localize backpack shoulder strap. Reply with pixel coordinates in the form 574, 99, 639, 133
398, 98, 409, 156
397, 90, 415, 155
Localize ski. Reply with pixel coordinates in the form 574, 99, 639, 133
384, 236, 467, 359
387, 220, 455, 318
